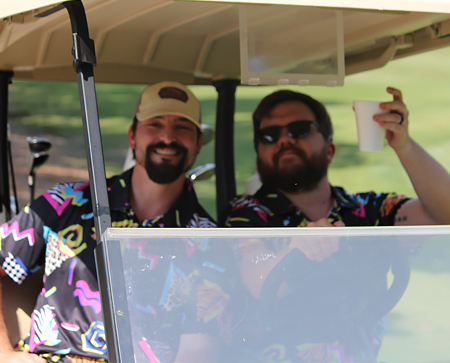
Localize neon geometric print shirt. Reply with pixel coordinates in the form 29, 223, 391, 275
222, 184, 410, 230
220, 184, 411, 363
0, 168, 232, 363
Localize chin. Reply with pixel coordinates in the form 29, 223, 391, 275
278, 162, 302, 171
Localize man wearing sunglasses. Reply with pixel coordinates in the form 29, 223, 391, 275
220, 87, 450, 362
223, 86, 450, 244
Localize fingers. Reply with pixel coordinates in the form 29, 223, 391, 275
377, 88, 408, 127
300, 239, 339, 262
0, 352, 46, 363
32, 355, 46, 363
378, 100, 408, 116
386, 86, 403, 101
290, 239, 327, 262
307, 219, 345, 228
292, 240, 317, 261
24, 352, 46, 363
374, 114, 407, 131
316, 240, 337, 261
307, 218, 333, 227
376, 120, 405, 134
373, 87, 409, 125
374, 109, 404, 123
322, 239, 339, 257
291, 219, 343, 262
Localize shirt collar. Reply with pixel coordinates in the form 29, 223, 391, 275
254, 184, 359, 215
108, 168, 133, 211
331, 186, 360, 209
107, 168, 200, 225
162, 179, 199, 226
253, 184, 295, 215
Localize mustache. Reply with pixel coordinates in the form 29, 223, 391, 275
147, 142, 188, 154
273, 145, 306, 164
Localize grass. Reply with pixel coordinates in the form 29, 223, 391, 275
8, 46, 450, 362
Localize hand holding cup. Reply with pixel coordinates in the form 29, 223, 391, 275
353, 100, 389, 151
354, 87, 410, 152
374, 87, 410, 151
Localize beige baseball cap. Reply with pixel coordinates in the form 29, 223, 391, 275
134, 81, 201, 129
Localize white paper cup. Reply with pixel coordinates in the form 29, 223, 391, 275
353, 101, 388, 151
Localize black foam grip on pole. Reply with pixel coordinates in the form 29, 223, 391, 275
0, 71, 13, 220
213, 79, 239, 219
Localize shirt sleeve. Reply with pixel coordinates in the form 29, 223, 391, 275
372, 192, 411, 226
0, 201, 48, 284
0, 184, 68, 284
220, 196, 270, 227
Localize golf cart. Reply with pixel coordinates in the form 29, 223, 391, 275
1, 1, 450, 362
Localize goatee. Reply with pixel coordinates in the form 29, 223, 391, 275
140, 142, 190, 184
257, 144, 329, 193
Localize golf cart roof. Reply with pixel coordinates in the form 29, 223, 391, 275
2, 0, 450, 85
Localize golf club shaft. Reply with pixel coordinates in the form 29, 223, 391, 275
7, 139, 18, 214
28, 172, 35, 203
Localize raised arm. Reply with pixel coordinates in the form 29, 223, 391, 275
375, 87, 450, 225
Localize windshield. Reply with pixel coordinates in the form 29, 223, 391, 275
104, 226, 450, 363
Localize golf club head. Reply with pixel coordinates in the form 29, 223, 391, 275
26, 136, 52, 153
189, 163, 215, 182
29, 152, 50, 175
201, 124, 215, 146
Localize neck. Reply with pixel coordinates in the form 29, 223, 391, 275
130, 165, 185, 221
280, 176, 334, 221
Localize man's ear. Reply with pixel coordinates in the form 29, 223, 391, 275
327, 142, 336, 163
128, 125, 136, 150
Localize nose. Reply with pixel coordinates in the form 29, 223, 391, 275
159, 124, 177, 144
277, 127, 295, 146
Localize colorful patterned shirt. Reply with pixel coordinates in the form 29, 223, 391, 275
220, 184, 410, 363
222, 184, 409, 228
0, 168, 232, 362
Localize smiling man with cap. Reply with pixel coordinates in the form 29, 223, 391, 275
129, 81, 204, 219
0, 81, 234, 363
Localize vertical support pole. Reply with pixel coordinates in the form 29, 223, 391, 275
0, 71, 13, 221
62, 0, 110, 242
213, 79, 239, 219
62, 1, 133, 362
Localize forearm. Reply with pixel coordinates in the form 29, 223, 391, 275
0, 275, 14, 352
175, 334, 221, 363
238, 247, 292, 299
396, 138, 450, 223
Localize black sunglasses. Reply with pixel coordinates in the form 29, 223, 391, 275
257, 120, 319, 145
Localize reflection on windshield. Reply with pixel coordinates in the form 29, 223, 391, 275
109, 228, 450, 363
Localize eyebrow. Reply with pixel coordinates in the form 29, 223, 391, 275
174, 118, 192, 123
153, 116, 191, 123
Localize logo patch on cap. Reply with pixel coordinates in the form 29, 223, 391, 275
158, 87, 188, 103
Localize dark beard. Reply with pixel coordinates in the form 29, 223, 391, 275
143, 142, 189, 184
257, 144, 329, 193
